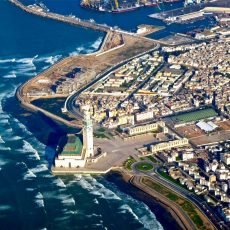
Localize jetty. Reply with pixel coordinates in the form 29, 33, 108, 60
9, 0, 109, 32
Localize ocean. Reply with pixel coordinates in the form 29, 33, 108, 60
0, 0, 214, 229
0, 1, 171, 229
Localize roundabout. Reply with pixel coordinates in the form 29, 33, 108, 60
135, 162, 154, 172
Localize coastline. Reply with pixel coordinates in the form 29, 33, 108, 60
106, 170, 185, 230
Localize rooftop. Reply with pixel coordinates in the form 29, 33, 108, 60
61, 135, 83, 155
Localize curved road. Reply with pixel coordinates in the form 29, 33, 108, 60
65, 44, 160, 120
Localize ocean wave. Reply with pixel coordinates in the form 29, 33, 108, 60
69, 46, 85, 56
0, 136, 5, 143
53, 178, 66, 188
23, 168, 37, 180
11, 118, 33, 136
0, 118, 9, 125
20, 140, 40, 160
0, 58, 16, 64
35, 55, 62, 65
2, 71, 17, 79
93, 198, 99, 204
34, 192, 45, 208
0, 114, 9, 119
5, 128, 13, 133
69, 37, 102, 56
60, 196, 75, 206
3, 135, 22, 142
26, 188, 35, 192
0, 145, 11, 151
0, 158, 10, 166
90, 36, 103, 50
76, 175, 121, 201
99, 178, 163, 230
54, 193, 76, 207
31, 164, 48, 174
0, 205, 11, 211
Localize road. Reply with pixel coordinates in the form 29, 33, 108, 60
142, 166, 224, 229
65, 44, 160, 121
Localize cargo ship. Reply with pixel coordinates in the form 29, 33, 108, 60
112, 3, 141, 13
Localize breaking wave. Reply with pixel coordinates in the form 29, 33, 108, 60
19, 140, 40, 160
34, 192, 45, 208
69, 36, 103, 56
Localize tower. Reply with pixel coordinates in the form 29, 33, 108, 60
82, 105, 94, 158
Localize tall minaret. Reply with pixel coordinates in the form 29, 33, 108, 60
82, 105, 94, 158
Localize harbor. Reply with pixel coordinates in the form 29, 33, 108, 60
149, 0, 230, 23
80, 0, 183, 13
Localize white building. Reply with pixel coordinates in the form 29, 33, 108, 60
182, 152, 194, 161
55, 106, 94, 168
221, 153, 230, 165
151, 138, 189, 153
135, 110, 154, 122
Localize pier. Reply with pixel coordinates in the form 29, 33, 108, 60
9, 0, 109, 32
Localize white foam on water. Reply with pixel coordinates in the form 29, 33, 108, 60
76, 175, 121, 201
119, 204, 140, 220
12, 118, 33, 136
86, 213, 102, 218
93, 198, 99, 204
2, 71, 17, 79
42, 190, 57, 199
60, 196, 75, 206
53, 178, 66, 188
90, 36, 103, 50
26, 188, 35, 192
0, 158, 10, 166
54, 193, 76, 207
64, 210, 78, 215
3, 135, 22, 142
34, 192, 45, 208
111, 183, 163, 230
0, 145, 11, 151
0, 205, 12, 211
69, 46, 85, 56
0, 136, 5, 143
19, 140, 40, 160
42, 173, 53, 178
0, 118, 9, 124
31, 164, 48, 174
0, 58, 16, 64
23, 168, 37, 180
35, 55, 62, 65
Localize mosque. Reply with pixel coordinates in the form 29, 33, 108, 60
54, 106, 94, 168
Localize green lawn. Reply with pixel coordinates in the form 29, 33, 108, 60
123, 156, 136, 171
142, 177, 205, 229
158, 169, 189, 191
135, 162, 153, 172
147, 155, 158, 163
171, 108, 217, 123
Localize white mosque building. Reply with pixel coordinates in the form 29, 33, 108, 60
55, 106, 95, 168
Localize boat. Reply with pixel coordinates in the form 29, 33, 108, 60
163, 0, 182, 3
112, 4, 140, 13
144, 0, 160, 7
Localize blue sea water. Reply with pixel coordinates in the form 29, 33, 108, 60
0, 0, 216, 229
0, 1, 172, 229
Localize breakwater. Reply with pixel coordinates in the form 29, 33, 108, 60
9, 0, 109, 32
